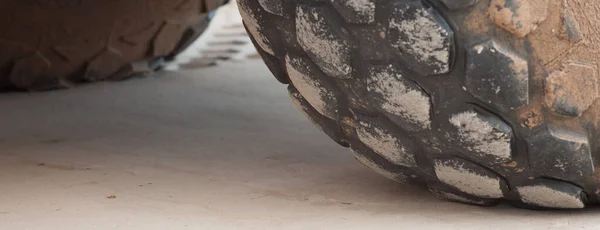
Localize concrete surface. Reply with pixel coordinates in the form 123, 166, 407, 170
0, 61, 598, 230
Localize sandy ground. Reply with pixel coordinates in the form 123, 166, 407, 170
0, 61, 599, 229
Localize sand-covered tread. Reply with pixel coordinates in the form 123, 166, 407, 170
239, 0, 600, 209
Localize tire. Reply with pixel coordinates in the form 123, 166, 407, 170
239, 0, 600, 209
0, 0, 226, 91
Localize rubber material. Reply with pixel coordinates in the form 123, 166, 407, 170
0, 0, 225, 91
239, 0, 600, 209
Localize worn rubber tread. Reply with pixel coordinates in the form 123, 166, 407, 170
239, 0, 600, 209
0, 0, 226, 92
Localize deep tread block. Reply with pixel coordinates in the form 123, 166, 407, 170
167, 16, 212, 60
466, 40, 529, 111
366, 64, 432, 131
449, 110, 513, 162
488, 0, 548, 37
517, 179, 585, 209
296, 4, 353, 79
249, 30, 290, 84
238, 0, 275, 55
545, 62, 598, 117
355, 115, 417, 168
434, 158, 505, 199
351, 146, 413, 184
10, 52, 52, 90
285, 54, 340, 120
387, 1, 454, 75
289, 87, 349, 147
526, 126, 594, 180
84, 48, 125, 82
153, 21, 185, 57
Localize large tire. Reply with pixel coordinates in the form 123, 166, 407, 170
239, 0, 600, 209
0, 0, 225, 91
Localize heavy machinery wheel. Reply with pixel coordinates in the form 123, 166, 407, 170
0, 0, 225, 91
239, 0, 600, 209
